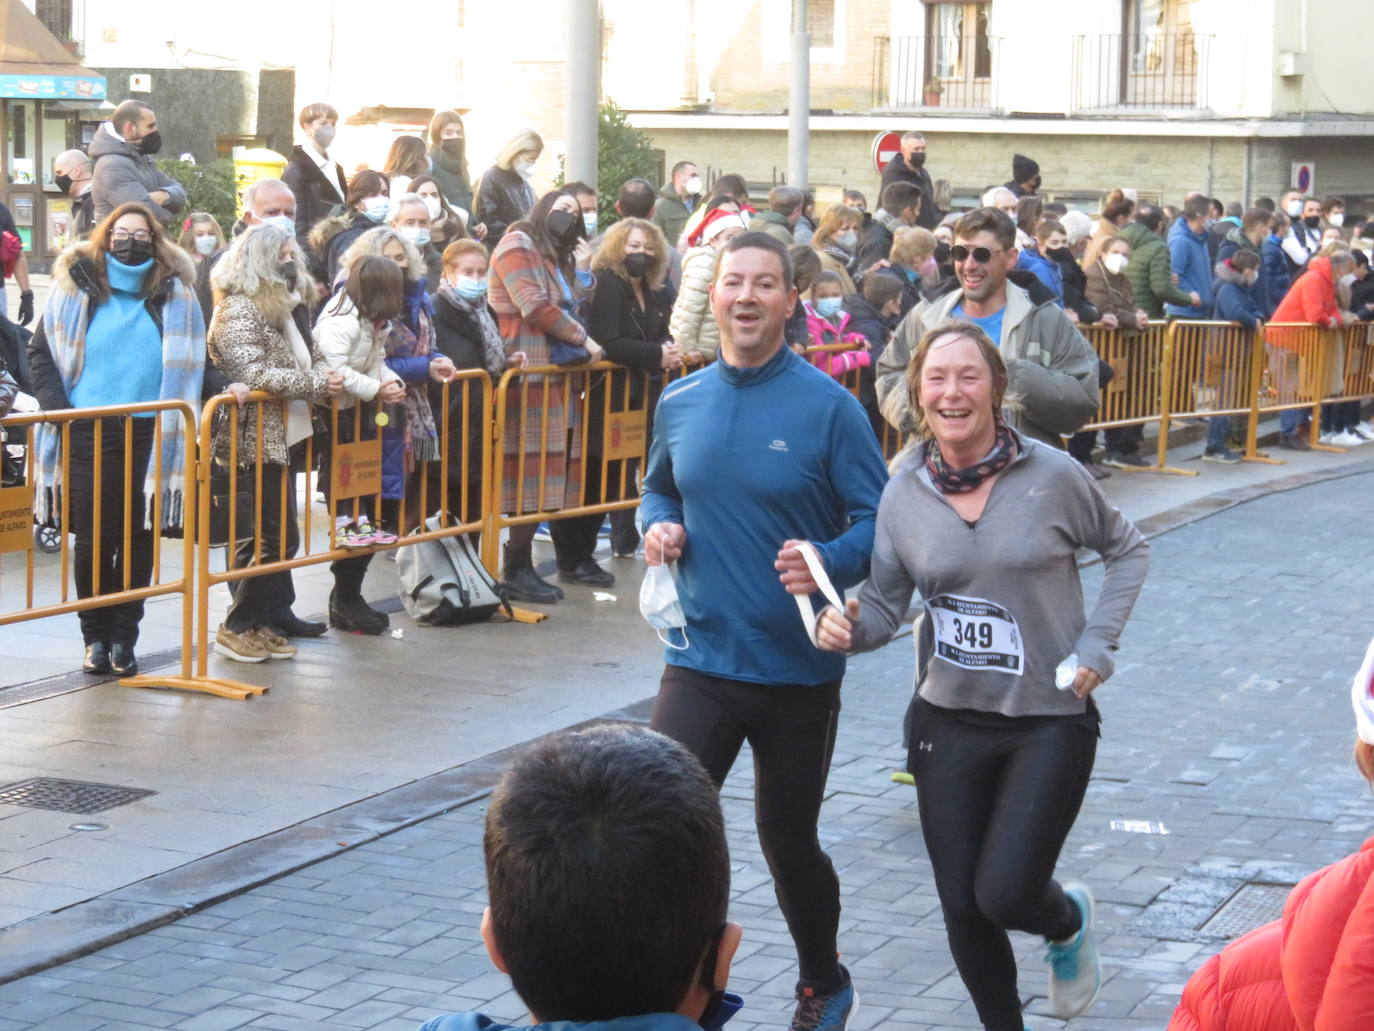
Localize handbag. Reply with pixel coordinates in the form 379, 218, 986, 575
548, 265, 592, 365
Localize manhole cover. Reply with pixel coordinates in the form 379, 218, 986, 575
0, 777, 155, 815
1197, 882, 1291, 937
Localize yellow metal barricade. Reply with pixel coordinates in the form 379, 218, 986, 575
0, 400, 213, 694
1257, 322, 1338, 453
1156, 320, 1264, 469
1340, 322, 1374, 403
482, 361, 655, 605
195, 370, 493, 689
1073, 322, 1183, 472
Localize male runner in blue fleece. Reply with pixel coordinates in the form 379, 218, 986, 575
641, 231, 887, 1031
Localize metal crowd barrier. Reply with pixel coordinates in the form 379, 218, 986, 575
0, 400, 215, 693
480, 361, 654, 601
195, 370, 493, 692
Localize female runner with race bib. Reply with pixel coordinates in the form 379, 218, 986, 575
816, 320, 1149, 1031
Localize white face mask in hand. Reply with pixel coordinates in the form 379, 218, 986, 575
639, 535, 689, 650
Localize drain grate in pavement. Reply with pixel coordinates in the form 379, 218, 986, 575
0, 777, 155, 815
1196, 882, 1291, 937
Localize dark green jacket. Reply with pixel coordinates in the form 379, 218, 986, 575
1120, 221, 1194, 317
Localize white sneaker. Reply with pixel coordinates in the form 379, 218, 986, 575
1333, 430, 1365, 447
1319, 430, 1338, 445
1046, 882, 1101, 1019
1352, 424, 1374, 441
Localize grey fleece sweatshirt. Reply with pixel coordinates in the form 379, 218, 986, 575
847, 433, 1149, 717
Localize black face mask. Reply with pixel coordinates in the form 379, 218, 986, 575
1045, 246, 1074, 262
55, 172, 73, 194
439, 138, 465, 161
908, 152, 926, 168
1304, 215, 1321, 229
546, 208, 583, 250
138, 130, 163, 155
278, 261, 299, 289
623, 252, 651, 279
934, 242, 952, 265
110, 238, 154, 266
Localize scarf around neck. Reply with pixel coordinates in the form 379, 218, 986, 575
924, 419, 1017, 495
35, 257, 205, 530
384, 282, 439, 469
438, 281, 506, 377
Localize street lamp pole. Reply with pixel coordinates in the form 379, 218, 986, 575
788, 0, 809, 187
566, 0, 601, 188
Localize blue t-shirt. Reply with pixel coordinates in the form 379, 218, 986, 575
952, 303, 1005, 344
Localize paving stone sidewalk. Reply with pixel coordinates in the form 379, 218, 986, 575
2, 471, 1372, 1031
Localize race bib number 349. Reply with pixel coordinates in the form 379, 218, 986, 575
926, 594, 1024, 675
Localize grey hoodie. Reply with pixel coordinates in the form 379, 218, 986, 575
876, 270, 1100, 453
846, 432, 1148, 717
89, 123, 186, 224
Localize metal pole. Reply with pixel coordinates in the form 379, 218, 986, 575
788, 0, 809, 187
566, 0, 601, 189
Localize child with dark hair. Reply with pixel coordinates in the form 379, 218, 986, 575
418, 725, 743, 1031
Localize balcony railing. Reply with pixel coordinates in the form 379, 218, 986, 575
1072, 33, 1213, 112
872, 36, 1001, 112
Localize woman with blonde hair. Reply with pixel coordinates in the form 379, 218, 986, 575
474, 129, 543, 250
811, 204, 864, 294
207, 224, 341, 662
880, 225, 940, 317
178, 211, 225, 266
28, 202, 206, 676
563, 216, 681, 562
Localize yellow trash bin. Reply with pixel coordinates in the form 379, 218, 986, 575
232, 148, 288, 219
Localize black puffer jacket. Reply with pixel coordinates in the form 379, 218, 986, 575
473, 165, 535, 250
427, 289, 495, 518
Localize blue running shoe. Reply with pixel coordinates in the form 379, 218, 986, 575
790, 965, 857, 1031
1045, 882, 1101, 1019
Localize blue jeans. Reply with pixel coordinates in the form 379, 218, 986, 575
1206, 416, 1230, 451
1279, 408, 1303, 435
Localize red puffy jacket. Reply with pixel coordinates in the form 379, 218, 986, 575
1168, 836, 1374, 1031
1271, 256, 1343, 331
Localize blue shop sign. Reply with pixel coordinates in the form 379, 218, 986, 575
0, 74, 106, 100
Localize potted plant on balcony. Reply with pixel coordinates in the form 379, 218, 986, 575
923, 78, 944, 107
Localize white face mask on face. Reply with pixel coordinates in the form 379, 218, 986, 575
255, 213, 295, 235
1286, 200, 1303, 217
684, 175, 703, 195
193, 235, 217, 255
1103, 253, 1129, 275
422, 196, 443, 222
398, 225, 431, 248
1330, 212, 1345, 228
363, 195, 391, 223
514, 158, 535, 179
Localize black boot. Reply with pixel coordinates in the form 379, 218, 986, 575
83, 642, 111, 675
558, 558, 616, 587
502, 544, 563, 604
329, 589, 389, 634
109, 643, 138, 677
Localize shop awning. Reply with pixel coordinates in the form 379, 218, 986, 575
0, 0, 105, 101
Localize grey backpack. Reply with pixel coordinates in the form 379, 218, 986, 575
396, 516, 511, 625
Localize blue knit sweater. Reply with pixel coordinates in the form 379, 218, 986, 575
69, 256, 163, 412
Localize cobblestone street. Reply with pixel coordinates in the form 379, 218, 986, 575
1, 468, 1372, 1031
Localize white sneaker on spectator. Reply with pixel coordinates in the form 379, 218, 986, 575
1319, 430, 1338, 445
1352, 423, 1374, 441
1333, 430, 1366, 447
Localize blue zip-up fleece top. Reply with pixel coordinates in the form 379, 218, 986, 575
1165, 218, 1213, 318
419, 1013, 706, 1031
641, 344, 888, 686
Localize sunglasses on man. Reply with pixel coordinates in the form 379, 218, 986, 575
951, 244, 1005, 263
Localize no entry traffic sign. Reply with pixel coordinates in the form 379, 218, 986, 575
872, 131, 902, 174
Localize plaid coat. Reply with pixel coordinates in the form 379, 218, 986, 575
488, 230, 590, 514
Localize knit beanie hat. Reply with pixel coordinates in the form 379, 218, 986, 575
1013, 154, 1040, 183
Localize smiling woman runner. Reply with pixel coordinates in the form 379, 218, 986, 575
816, 320, 1150, 1031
